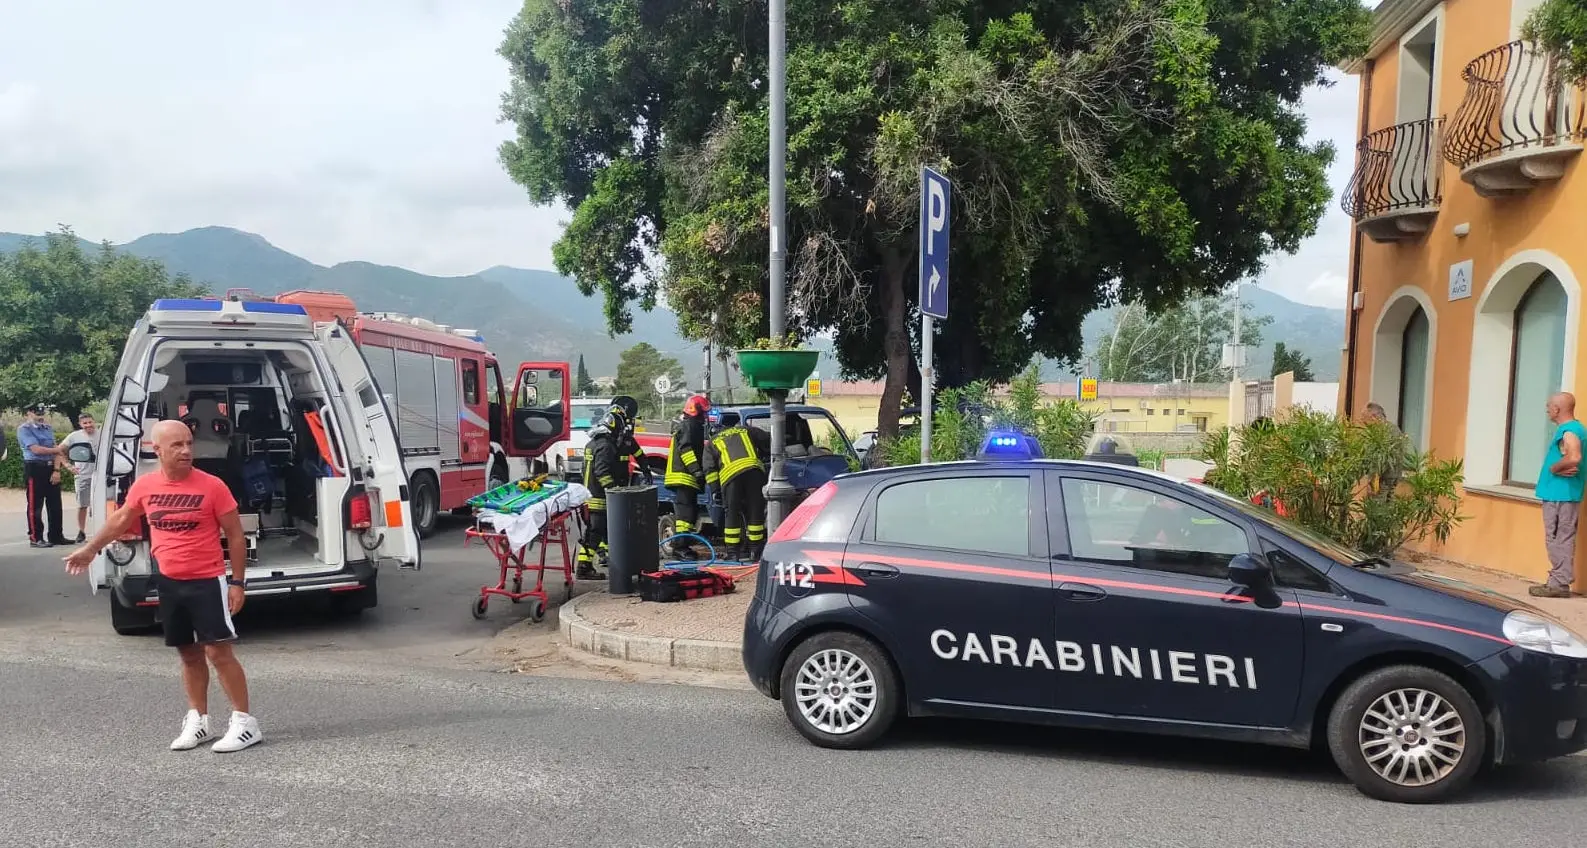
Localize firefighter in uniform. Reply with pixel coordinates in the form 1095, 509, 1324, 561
609, 395, 652, 487
662, 395, 712, 560
578, 406, 627, 579
704, 423, 771, 561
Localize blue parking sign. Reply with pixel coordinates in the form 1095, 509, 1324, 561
919, 166, 951, 320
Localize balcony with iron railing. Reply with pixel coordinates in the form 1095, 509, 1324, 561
1342, 116, 1444, 243
1443, 40, 1586, 196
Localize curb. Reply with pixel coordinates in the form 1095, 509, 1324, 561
558, 591, 744, 673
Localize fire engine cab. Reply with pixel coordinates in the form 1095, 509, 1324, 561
262, 290, 570, 537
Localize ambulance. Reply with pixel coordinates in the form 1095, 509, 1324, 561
68, 297, 559, 635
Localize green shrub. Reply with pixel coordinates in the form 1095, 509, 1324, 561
874, 366, 1097, 466
1, 430, 77, 489
1200, 409, 1466, 557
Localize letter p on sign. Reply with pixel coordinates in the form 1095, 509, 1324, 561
919, 166, 951, 320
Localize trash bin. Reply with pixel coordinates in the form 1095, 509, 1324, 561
607, 484, 658, 595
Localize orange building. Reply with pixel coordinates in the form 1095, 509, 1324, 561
1339, 0, 1586, 586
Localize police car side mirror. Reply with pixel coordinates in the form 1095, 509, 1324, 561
1228, 553, 1272, 588
66, 443, 96, 464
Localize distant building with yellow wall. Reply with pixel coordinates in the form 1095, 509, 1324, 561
813, 380, 1232, 438
1337, 0, 1587, 587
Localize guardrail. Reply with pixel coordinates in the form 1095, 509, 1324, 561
1443, 40, 1587, 171
1342, 117, 1445, 219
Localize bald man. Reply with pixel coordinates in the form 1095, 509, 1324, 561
1533, 392, 1584, 598
65, 419, 264, 751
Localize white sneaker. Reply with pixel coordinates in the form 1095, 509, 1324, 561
170, 710, 212, 751
210, 711, 263, 753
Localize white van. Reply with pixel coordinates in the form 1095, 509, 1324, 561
68, 298, 422, 635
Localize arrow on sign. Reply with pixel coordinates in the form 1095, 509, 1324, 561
929, 266, 941, 300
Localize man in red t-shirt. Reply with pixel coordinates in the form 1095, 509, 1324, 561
65, 419, 263, 753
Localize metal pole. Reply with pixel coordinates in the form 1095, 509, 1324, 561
763, 0, 794, 532
1231, 284, 1243, 382
920, 315, 933, 463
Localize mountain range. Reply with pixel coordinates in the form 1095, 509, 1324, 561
0, 226, 1344, 384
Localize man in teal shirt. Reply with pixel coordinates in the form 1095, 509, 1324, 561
1534, 392, 1585, 597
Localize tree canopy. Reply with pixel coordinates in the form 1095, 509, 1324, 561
1271, 341, 1315, 381
1093, 295, 1269, 383
612, 343, 686, 420
1525, 0, 1587, 83
575, 354, 598, 395
0, 229, 203, 421
498, 0, 1369, 437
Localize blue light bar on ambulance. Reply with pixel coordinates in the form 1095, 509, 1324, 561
976, 430, 1042, 461
150, 298, 308, 316
147, 297, 312, 329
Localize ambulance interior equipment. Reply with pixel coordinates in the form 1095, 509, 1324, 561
138, 346, 345, 570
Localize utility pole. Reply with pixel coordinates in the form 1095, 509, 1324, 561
763, 0, 794, 532
1232, 284, 1243, 382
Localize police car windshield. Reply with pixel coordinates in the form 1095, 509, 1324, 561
1191, 483, 1373, 567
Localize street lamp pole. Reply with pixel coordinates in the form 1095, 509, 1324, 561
763, 0, 794, 532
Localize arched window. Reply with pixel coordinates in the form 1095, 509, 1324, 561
1504, 272, 1568, 485
1399, 307, 1430, 451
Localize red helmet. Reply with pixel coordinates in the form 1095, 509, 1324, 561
684, 394, 712, 416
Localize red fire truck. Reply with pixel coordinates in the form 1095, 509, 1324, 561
270, 290, 571, 537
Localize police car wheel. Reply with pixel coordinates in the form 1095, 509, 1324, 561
780, 631, 900, 749
1326, 665, 1485, 804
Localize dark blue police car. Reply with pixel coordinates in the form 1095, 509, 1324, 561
742, 432, 1587, 803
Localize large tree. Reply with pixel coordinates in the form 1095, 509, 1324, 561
612, 342, 686, 419
575, 354, 598, 395
498, 0, 1369, 437
0, 229, 203, 421
1270, 341, 1315, 381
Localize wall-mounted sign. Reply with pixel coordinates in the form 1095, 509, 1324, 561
1077, 377, 1098, 401
1449, 259, 1473, 302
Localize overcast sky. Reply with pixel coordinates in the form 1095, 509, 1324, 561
0, 0, 1363, 309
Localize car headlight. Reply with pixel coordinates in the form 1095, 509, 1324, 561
1502, 610, 1587, 658
105, 540, 136, 566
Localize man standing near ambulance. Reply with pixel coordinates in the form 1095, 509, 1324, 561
65, 419, 264, 752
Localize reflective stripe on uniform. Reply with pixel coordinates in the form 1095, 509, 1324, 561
747, 523, 766, 542
665, 428, 701, 488
587, 497, 606, 510
712, 428, 762, 485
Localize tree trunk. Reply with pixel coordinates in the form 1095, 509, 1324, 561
876, 247, 910, 440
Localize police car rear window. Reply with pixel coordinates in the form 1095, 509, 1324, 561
875, 476, 1030, 557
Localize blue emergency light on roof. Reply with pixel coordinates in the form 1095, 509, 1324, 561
976, 430, 1042, 461
148, 297, 312, 329
150, 298, 308, 316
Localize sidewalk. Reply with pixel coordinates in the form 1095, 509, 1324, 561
558, 556, 1587, 673
1408, 553, 1587, 634
559, 577, 754, 672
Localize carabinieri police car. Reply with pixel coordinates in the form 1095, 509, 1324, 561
741, 431, 1587, 804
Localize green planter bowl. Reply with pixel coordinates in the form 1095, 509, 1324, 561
735, 349, 819, 390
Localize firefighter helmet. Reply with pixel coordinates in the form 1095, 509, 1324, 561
684, 394, 712, 417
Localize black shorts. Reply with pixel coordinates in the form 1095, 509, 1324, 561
155, 575, 238, 647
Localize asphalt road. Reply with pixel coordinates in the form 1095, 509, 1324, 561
3, 513, 1587, 847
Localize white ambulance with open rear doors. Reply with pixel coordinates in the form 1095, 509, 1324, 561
69, 298, 442, 635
